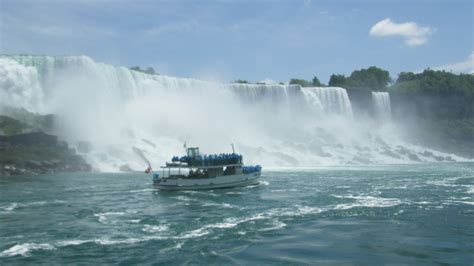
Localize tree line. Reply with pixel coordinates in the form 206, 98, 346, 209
289, 66, 473, 98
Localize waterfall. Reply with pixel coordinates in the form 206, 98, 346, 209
372, 91, 391, 120
0, 55, 354, 119
0, 57, 44, 111
0, 55, 462, 169
300, 87, 353, 117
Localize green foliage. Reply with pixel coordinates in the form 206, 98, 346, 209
397, 72, 417, 82
130, 66, 157, 75
290, 76, 324, 87
0, 106, 54, 133
312, 76, 322, 87
0, 116, 28, 136
289, 78, 311, 87
328, 74, 346, 87
328, 66, 390, 90
348, 66, 390, 91
234, 79, 250, 84
392, 69, 474, 97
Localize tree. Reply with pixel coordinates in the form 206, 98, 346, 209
145, 67, 156, 75
130, 66, 158, 75
289, 78, 311, 87
391, 69, 474, 97
348, 66, 390, 91
397, 72, 416, 83
328, 74, 346, 87
130, 66, 141, 72
234, 79, 249, 84
312, 76, 323, 87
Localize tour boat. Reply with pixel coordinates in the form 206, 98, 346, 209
151, 147, 262, 190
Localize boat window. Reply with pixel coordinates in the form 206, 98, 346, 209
187, 147, 200, 158
163, 168, 190, 178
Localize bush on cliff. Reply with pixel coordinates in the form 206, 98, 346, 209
392, 69, 474, 97
329, 66, 391, 91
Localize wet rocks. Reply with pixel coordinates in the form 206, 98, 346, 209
0, 132, 91, 177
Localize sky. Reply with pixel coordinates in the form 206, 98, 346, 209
0, 0, 473, 83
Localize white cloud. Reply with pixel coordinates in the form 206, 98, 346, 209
369, 18, 434, 46
433, 52, 474, 74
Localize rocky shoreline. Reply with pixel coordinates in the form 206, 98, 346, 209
0, 108, 91, 176
0, 132, 91, 176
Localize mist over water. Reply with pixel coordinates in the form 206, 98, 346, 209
0, 55, 466, 171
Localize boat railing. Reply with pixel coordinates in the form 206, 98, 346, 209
160, 163, 242, 169
170, 153, 243, 167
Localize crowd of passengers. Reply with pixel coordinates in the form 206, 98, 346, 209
242, 165, 262, 174
171, 153, 243, 166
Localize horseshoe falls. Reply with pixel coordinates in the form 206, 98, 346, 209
0, 55, 463, 171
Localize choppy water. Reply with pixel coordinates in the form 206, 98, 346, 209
1, 163, 473, 264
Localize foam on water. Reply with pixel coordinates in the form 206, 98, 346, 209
1, 165, 473, 264
333, 195, 402, 210
0, 243, 55, 258
93, 212, 126, 224
259, 220, 287, 232
0, 200, 64, 212
175, 228, 210, 239
142, 224, 170, 233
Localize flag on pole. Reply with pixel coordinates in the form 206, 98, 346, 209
144, 165, 152, 173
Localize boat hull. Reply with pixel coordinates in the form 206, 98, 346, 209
153, 172, 261, 191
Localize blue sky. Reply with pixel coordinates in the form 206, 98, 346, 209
1, 0, 472, 83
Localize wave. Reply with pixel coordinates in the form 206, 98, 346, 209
259, 219, 287, 232
93, 211, 126, 224
333, 194, 402, 209
0, 200, 65, 212
128, 188, 157, 193
201, 202, 238, 209
0, 243, 55, 258
142, 224, 169, 233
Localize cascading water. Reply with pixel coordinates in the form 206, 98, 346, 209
301, 87, 353, 117
372, 91, 392, 121
0, 55, 464, 170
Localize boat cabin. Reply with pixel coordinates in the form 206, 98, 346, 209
158, 147, 256, 179
187, 147, 200, 158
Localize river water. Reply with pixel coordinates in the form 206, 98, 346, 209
1, 163, 473, 264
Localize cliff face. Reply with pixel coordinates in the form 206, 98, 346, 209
345, 88, 373, 117
390, 92, 474, 158
0, 108, 91, 176
346, 89, 474, 158
390, 92, 474, 120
